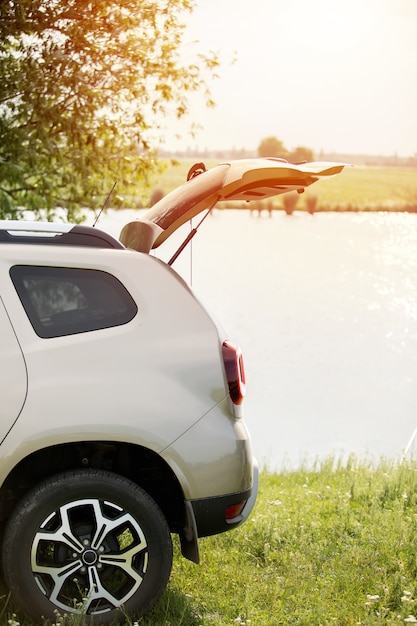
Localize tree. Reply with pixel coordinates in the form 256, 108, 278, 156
288, 146, 315, 163
257, 136, 289, 160
0, 0, 218, 219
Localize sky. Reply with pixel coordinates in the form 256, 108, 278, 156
160, 0, 417, 157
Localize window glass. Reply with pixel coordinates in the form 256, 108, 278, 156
10, 266, 137, 338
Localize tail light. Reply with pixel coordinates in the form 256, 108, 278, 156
222, 341, 246, 406
225, 500, 247, 521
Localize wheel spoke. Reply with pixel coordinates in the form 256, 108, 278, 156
84, 565, 120, 612
31, 497, 150, 612
33, 504, 85, 554
89, 499, 147, 551
33, 559, 83, 604
8, 473, 173, 621
100, 541, 148, 585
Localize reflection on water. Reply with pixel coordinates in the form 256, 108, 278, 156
100, 209, 417, 471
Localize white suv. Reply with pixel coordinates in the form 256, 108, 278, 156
0, 158, 344, 622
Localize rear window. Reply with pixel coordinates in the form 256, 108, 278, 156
10, 266, 137, 338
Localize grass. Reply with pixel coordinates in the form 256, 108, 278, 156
147, 160, 417, 213
3, 457, 417, 625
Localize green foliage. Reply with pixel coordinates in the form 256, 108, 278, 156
282, 191, 298, 214
257, 137, 314, 163
290, 145, 315, 163
257, 136, 289, 159
0, 0, 219, 219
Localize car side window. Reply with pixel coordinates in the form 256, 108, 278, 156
10, 266, 137, 338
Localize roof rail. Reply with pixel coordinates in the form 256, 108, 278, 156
0, 221, 123, 249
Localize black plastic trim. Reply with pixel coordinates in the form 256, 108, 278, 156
190, 487, 252, 538
0, 225, 123, 249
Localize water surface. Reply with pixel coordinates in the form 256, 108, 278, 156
100, 209, 417, 470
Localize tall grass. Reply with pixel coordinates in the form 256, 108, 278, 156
3, 458, 417, 625
164, 457, 417, 626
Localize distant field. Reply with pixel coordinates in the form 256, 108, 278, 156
150, 159, 417, 212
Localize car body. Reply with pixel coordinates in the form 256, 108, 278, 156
0, 158, 345, 622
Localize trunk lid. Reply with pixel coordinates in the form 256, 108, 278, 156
120, 158, 346, 254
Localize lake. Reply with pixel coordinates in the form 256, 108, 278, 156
98, 209, 417, 471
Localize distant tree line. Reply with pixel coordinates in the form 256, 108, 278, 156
163, 141, 417, 168
257, 136, 314, 163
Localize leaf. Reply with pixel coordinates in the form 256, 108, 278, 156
0, 0, 219, 217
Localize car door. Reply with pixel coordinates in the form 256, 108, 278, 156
0, 296, 27, 443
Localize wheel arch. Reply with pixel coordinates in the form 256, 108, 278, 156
0, 441, 186, 535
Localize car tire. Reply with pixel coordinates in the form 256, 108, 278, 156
2, 469, 173, 623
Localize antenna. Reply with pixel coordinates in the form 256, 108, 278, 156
93, 181, 117, 227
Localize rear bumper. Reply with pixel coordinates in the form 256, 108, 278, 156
179, 459, 258, 564
191, 456, 259, 537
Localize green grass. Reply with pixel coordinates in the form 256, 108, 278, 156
149, 160, 417, 212
163, 458, 417, 626
3, 458, 417, 625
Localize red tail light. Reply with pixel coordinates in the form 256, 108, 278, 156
225, 501, 247, 520
222, 341, 246, 405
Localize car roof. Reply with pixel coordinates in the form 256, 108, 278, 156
0, 221, 123, 249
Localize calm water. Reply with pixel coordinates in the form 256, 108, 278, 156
100, 209, 417, 471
